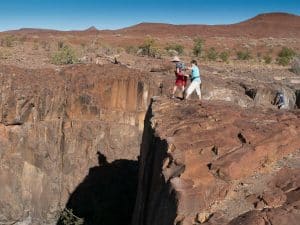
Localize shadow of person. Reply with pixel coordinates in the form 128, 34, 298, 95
57, 151, 139, 225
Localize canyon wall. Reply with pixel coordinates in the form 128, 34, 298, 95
0, 64, 159, 224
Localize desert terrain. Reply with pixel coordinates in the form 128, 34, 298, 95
0, 12, 300, 225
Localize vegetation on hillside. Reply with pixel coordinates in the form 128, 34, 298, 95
139, 37, 161, 58
236, 50, 251, 60
276, 47, 296, 66
51, 45, 78, 65
165, 43, 184, 55
193, 38, 205, 57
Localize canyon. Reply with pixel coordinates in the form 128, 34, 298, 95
0, 12, 300, 225
0, 61, 300, 225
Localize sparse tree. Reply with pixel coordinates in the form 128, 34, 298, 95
206, 47, 218, 61
193, 38, 205, 57
237, 50, 251, 60
139, 37, 161, 58
263, 55, 272, 64
219, 51, 230, 62
276, 47, 296, 66
165, 43, 184, 55
51, 45, 77, 65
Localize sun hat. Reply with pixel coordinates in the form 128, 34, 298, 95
171, 56, 181, 62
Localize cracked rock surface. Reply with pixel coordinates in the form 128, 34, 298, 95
132, 97, 300, 225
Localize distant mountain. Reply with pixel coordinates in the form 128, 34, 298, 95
4, 28, 60, 34
117, 13, 300, 38
2, 13, 300, 38
85, 26, 98, 31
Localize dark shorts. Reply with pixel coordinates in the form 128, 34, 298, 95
175, 78, 187, 87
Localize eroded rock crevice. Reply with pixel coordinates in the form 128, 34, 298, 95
132, 97, 300, 225
132, 101, 178, 225
295, 90, 300, 108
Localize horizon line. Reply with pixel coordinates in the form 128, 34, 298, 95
0, 11, 299, 33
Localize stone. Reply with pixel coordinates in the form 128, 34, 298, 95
262, 189, 287, 208
197, 212, 211, 223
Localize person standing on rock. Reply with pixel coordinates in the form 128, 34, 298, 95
171, 56, 187, 99
185, 60, 202, 101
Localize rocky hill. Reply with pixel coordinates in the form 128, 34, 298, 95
117, 13, 300, 38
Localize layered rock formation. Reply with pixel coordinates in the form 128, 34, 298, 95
0, 64, 159, 224
133, 97, 300, 225
1, 61, 300, 225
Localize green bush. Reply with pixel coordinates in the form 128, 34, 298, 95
206, 47, 218, 61
277, 57, 290, 66
219, 51, 230, 62
278, 47, 296, 59
276, 47, 296, 66
1, 35, 15, 47
237, 50, 251, 60
51, 45, 77, 65
193, 38, 205, 57
165, 43, 184, 55
263, 55, 272, 64
139, 37, 161, 58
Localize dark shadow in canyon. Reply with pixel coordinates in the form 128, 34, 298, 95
295, 90, 300, 109
57, 152, 139, 225
131, 99, 178, 225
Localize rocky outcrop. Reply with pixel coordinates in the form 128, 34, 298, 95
0, 64, 159, 224
133, 97, 300, 225
1, 62, 300, 225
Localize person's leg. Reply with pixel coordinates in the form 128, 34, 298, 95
180, 85, 185, 99
195, 82, 202, 100
185, 81, 197, 99
172, 85, 177, 98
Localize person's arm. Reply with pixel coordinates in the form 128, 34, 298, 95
184, 66, 192, 76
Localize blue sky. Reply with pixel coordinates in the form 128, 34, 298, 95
0, 0, 299, 31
